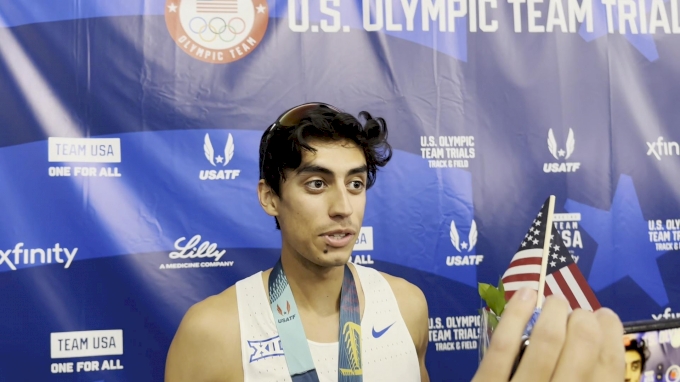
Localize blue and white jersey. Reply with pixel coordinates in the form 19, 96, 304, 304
235, 263, 421, 382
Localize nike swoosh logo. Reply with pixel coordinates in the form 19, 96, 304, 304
372, 322, 395, 338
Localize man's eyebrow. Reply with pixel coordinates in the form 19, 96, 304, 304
295, 164, 368, 177
295, 165, 333, 176
347, 165, 368, 176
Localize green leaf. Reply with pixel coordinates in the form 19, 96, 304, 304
478, 280, 508, 317
488, 311, 499, 330
478, 282, 492, 300
487, 289, 506, 317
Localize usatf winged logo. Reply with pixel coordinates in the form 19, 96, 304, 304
199, 133, 241, 180
547, 128, 575, 160
204, 133, 235, 166
450, 220, 477, 252
544, 128, 580, 173
276, 301, 291, 316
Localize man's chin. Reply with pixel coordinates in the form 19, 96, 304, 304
318, 249, 352, 266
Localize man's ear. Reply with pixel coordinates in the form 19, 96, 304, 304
258, 179, 279, 218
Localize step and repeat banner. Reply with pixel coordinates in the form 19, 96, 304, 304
2, 0, 680, 380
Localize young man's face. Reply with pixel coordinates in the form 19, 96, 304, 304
624, 349, 642, 382
265, 138, 368, 268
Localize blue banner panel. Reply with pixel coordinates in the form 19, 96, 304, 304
2, 0, 680, 380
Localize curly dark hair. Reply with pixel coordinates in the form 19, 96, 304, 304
625, 338, 649, 373
258, 103, 393, 229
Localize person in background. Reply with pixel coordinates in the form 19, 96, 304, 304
624, 337, 648, 382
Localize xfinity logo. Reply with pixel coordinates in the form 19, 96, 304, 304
0, 243, 78, 270
647, 137, 680, 161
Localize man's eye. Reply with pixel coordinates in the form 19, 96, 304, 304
307, 180, 325, 189
349, 181, 365, 190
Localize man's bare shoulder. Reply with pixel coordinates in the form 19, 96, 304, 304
378, 271, 429, 354
165, 286, 241, 382
378, 272, 428, 318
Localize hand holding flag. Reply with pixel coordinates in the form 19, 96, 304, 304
481, 196, 601, 316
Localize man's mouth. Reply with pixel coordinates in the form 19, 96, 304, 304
321, 230, 356, 248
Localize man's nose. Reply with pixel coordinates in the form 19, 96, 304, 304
328, 186, 353, 218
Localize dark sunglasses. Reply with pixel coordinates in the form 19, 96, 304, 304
267, 102, 341, 132
259, 102, 341, 177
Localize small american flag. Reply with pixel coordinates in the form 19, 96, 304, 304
196, 0, 238, 14
501, 201, 549, 301
501, 197, 600, 311
543, 230, 601, 311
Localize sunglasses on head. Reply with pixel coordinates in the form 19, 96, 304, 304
260, 102, 341, 178
267, 102, 341, 132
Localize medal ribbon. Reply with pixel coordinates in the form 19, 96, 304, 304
269, 258, 363, 382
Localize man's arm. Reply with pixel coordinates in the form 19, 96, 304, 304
165, 287, 242, 382
383, 273, 431, 382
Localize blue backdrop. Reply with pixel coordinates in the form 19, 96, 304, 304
2, 0, 680, 380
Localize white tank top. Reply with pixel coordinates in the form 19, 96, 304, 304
235, 263, 421, 382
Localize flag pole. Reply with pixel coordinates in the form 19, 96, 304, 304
536, 195, 556, 309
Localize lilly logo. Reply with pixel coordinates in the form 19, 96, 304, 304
169, 235, 226, 262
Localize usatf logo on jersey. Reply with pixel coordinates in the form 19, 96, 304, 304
276, 301, 291, 317
447, 219, 483, 266
543, 128, 581, 173
200, 133, 241, 180
165, 0, 269, 64
553, 213, 583, 263
247, 336, 284, 363
647, 136, 680, 161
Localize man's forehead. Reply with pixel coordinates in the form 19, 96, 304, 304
297, 142, 367, 172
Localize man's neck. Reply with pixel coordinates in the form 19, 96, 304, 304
279, 249, 345, 318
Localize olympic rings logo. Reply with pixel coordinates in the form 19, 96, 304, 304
188, 17, 246, 43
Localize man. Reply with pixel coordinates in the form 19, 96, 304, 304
623, 337, 647, 382
165, 102, 626, 382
